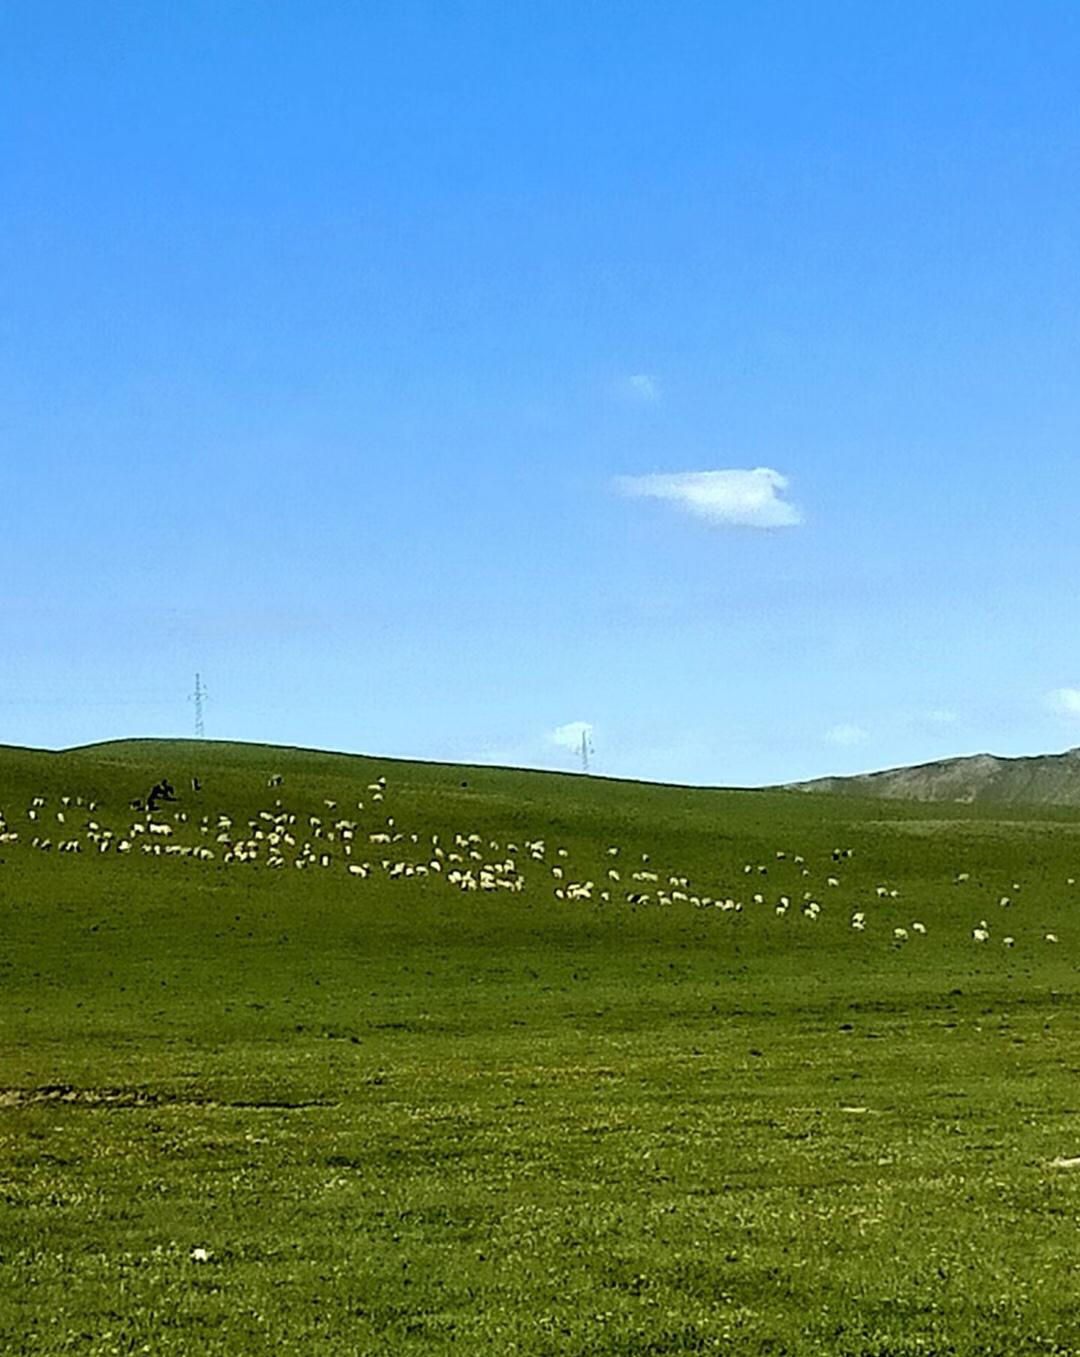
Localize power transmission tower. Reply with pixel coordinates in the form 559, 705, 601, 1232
580, 728, 594, 773
191, 673, 207, 738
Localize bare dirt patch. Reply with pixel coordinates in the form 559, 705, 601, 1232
0, 1085, 337, 1111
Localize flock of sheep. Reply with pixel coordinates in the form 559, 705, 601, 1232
0, 774, 1067, 949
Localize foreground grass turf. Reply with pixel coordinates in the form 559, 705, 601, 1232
3, 739, 1080, 1354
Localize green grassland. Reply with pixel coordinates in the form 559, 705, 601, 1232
4, 738, 1080, 1355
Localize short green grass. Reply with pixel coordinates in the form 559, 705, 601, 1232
3, 738, 1080, 1355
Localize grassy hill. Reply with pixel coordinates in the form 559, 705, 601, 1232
783, 744, 1080, 805
4, 738, 1080, 1355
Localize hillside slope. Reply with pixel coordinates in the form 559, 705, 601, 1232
7, 735, 1080, 1353
782, 745, 1080, 805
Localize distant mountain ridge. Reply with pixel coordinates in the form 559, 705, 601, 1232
782, 747, 1080, 806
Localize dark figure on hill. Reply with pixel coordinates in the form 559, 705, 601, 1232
191, 776, 202, 792
147, 778, 177, 813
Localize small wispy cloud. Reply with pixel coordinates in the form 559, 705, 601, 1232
626, 373, 660, 402
826, 723, 869, 747
550, 720, 593, 752
925, 708, 957, 725
615, 468, 802, 528
1047, 688, 1080, 716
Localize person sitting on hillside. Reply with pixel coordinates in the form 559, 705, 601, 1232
147, 778, 177, 813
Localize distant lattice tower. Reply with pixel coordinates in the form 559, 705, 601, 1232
191, 673, 207, 738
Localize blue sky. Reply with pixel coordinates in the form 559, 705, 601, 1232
4, 1, 1080, 786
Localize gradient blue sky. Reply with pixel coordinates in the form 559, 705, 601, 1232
4, 2, 1080, 785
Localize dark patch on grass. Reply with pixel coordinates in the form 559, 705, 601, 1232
0, 1085, 337, 1111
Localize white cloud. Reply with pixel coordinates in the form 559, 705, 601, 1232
626, 373, 660, 402
550, 720, 593, 752
826, 723, 869, 747
1047, 688, 1080, 716
615, 468, 802, 528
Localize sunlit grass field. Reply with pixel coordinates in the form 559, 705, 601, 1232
3, 738, 1080, 1355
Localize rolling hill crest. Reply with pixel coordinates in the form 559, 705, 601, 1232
782, 746, 1080, 806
